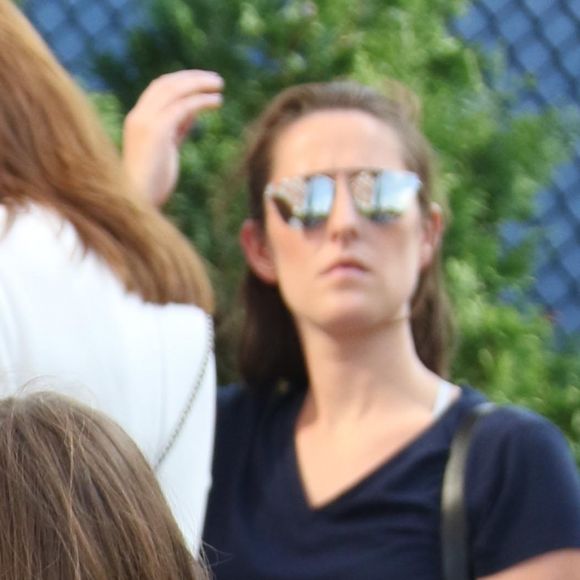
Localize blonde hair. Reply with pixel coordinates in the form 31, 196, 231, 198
0, 390, 208, 579
0, 0, 213, 310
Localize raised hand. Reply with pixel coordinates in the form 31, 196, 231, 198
123, 69, 224, 207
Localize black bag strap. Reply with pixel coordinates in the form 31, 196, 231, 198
441, 402, 497, 580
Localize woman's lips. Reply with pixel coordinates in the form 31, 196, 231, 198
322, 258, 370, 276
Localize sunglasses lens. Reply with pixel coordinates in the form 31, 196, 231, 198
267, 175, 335, 228
352, 171, 420, 222
301, 175, 334, 227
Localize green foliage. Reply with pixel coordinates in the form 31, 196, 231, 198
94, 0, 580, 460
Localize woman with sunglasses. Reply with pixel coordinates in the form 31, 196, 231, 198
125, 78, 580, 579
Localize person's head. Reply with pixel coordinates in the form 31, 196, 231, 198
0, 390, 207, 580
0, 0, 212, 310
238, 80, 452, 391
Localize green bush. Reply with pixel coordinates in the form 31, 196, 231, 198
94, 0, 580, 461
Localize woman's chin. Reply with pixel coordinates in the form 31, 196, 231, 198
308, 306, 406, 338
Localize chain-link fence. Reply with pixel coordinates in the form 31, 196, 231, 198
453, 0, 580, 334
23, 0, 580, 333
24, 0, 143, 90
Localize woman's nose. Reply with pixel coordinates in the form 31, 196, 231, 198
326, 176, 360, 240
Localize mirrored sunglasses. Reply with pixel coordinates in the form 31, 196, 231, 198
264, 169, 422, 229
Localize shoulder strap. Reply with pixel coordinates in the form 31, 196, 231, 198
154, 313, 214, 472
441, 402, 497, 580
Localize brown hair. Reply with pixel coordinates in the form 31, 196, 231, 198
0, 390, 208, 580
240, 80, 452, 391
0, 0, 213, 310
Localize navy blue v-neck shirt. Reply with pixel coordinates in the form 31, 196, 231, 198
203, 385, 580, 579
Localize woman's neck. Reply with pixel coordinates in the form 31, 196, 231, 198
297, 318, 441, 429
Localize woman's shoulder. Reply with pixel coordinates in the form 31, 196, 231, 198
217, 381, 299, 410
453, 385, 558, 434
216, 383, 264, 420
0, 202, 64, 232
456, 387, 572, 457
217, 382, 246, 406
215, 382, 300, 439
473, 403, 577, 485
481, 403, 562, 438
467, 386, 580, 522
0, 203, 80, 265
212, 384, 259, 467
451, 386, 575, 475
449, 387, 580, 514
461, 391, 580, 576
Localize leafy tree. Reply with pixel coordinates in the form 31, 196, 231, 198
95, 0, 580, 460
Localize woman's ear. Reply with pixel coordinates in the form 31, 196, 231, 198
240, 219, 278, 284
420, 203, 444, 269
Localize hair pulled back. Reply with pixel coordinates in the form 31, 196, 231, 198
240, 81, 452, 391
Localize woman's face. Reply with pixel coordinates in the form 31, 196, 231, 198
242, 109, 441, 336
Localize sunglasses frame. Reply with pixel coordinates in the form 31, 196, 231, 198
264, 168, 422, 229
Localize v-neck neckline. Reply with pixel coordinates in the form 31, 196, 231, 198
285, 386, 469, 514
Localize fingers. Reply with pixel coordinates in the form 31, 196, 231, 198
124, 69, 223, 145
169, 92, 223, 144
134, 69, 224, 115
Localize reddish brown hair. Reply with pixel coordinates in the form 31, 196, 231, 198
0, 0, 212, 310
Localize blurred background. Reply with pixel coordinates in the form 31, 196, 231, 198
22, 0, 580, 333
20, 0, 580, 457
